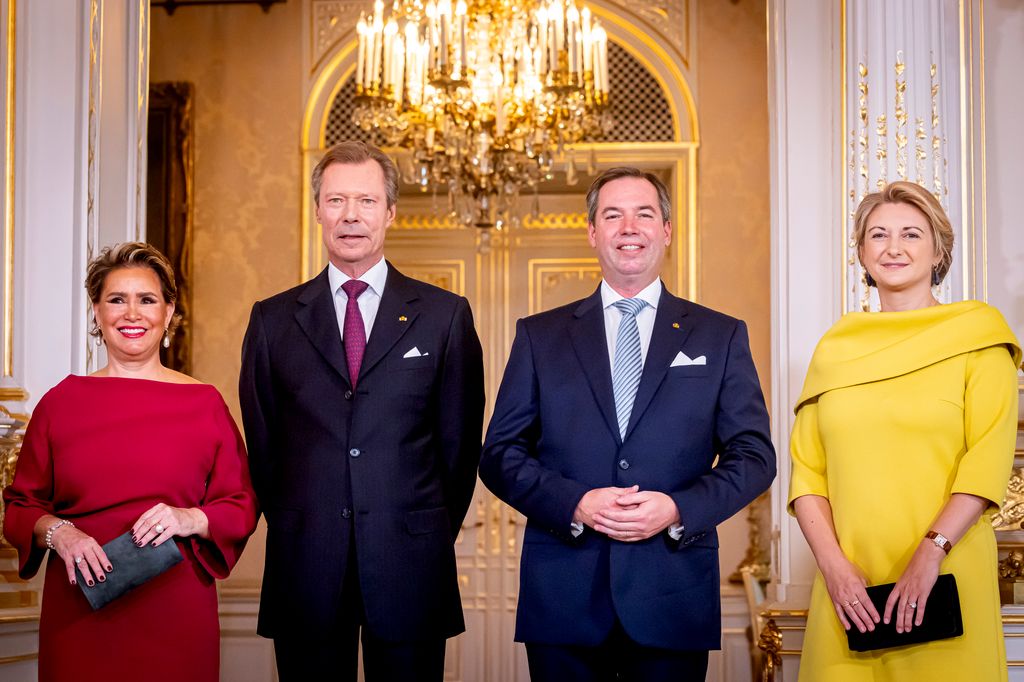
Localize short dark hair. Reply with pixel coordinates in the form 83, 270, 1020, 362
586, 167, 672, 225
311, 140, 399, 208
85, 242, 178, 339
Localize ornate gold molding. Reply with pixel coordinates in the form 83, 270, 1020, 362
311, 1, 364, 74
3, 0, 15, 378
757, 617, 782, 682
0, 405, 26, 548
601, 0, 690, 69
0, 387, 26, 402
730, 490, 771, 583
994, 467, 1024, 532
523, 213, 588, 230
85, 0, 101, 372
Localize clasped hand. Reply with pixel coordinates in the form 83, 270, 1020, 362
574, 485, 680, 541
823, 540, 943, 635
51, 503, 206, 586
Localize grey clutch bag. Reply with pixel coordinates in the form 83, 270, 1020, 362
75, 531, 183, 610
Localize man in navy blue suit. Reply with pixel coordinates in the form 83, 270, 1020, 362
479, 167, 776, 681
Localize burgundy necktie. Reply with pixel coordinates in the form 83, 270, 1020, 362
341, 279, 370, 387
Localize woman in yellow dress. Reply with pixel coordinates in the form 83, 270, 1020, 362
789, 181, 1021, 681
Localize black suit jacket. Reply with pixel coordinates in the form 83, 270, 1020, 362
479, 285, 776, 651
239, 263, 484, 641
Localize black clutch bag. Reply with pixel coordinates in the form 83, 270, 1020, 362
75, 531, 183, 610
846, 573, 964, 652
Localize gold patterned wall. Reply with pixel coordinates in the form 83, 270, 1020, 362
150, 2, 306, 585
695, 0, 772, 578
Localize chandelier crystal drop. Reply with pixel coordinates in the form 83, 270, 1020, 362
352, 0, 611, 228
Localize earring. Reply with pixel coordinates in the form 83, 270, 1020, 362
864, 272, 876, 288
91, 324, 103, 346
95, 334, 103, 347
931, 266, 941, 287
162, 328, 171, 349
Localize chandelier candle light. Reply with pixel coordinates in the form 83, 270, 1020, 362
353, 0, 611, 228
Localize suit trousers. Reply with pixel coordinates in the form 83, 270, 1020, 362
525, 619, 709, 682
273, 546, 446, 682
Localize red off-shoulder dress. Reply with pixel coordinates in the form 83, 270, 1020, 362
3, 375, 259, 682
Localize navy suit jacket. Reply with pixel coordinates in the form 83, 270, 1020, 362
479, 284, 776, 651
239, 264, 484, 641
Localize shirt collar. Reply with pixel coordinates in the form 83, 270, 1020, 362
600, 278, 662, 311
328, 257, 389, 298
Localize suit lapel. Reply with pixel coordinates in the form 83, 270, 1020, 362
625, 287, 693, 438
359, 263, 419, 378
294, 269, 351, 386
568, 289, 621, 443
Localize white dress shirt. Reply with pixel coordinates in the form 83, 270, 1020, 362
327, 257, 388, 343
600, 279, 662, 366
572, 278, 684, 540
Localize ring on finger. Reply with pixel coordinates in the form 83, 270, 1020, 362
843, 600, 851, 608
74, 556, 83, 565
154, 524, 164, 534
851, 599, 860, 607
908, 602, 917, 609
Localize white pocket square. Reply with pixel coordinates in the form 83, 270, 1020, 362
402, 346, 428, 359
670, 351, 706, 367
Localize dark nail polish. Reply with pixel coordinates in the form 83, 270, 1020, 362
132, 535, 137, 542
71, 580, 77, 586
87, 580, 94, 587
106, 565, 113, 571
98, 575, 105, 582
136, 540, 143, 546
151, 542, 158, 547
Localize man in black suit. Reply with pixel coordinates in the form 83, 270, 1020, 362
479, 167, 776, 681
239, 141, 484, 681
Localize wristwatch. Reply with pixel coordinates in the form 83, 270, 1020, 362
925, 530, 952, 554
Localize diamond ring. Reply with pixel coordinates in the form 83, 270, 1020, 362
74, 556, 83, 565
154, 524, 164, 534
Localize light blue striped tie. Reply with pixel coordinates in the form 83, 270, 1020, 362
612, 298, 647, 439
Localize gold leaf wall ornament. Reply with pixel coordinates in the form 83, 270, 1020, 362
875, 112, 888, 190
758, 618, 783, 682
894, 52, 908, 180
915, 117, 927, 183
930, 63, 944, 202
993, 468, 1024, 531
857, 63, 870, 199
0, 407, 26, 547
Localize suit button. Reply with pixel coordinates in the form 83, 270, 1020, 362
349, 448, 361, 458
341, 508, 352, 519
344, 390, 353, 400
618, 459, 630, 470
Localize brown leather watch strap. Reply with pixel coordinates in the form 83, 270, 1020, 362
925, 530, 952, 554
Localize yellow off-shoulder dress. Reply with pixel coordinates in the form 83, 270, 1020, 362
788, 301, 1021, 681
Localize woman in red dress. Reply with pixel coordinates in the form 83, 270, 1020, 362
3, 242, 259, 682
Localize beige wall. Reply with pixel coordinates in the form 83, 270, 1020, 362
696, 0, 772, 576
150, 2, 305, 583
150, 0, 771, 587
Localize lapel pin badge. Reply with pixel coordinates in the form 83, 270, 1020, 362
672, 322, 680, 329
399, 315, 408, 322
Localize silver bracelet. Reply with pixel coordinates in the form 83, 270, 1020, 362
44, 519, 75, 550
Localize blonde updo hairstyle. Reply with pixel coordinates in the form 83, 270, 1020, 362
85, 242, 179, 341
852, 181, 955, 285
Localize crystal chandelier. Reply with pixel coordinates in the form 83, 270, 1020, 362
352, 0, 610, 228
